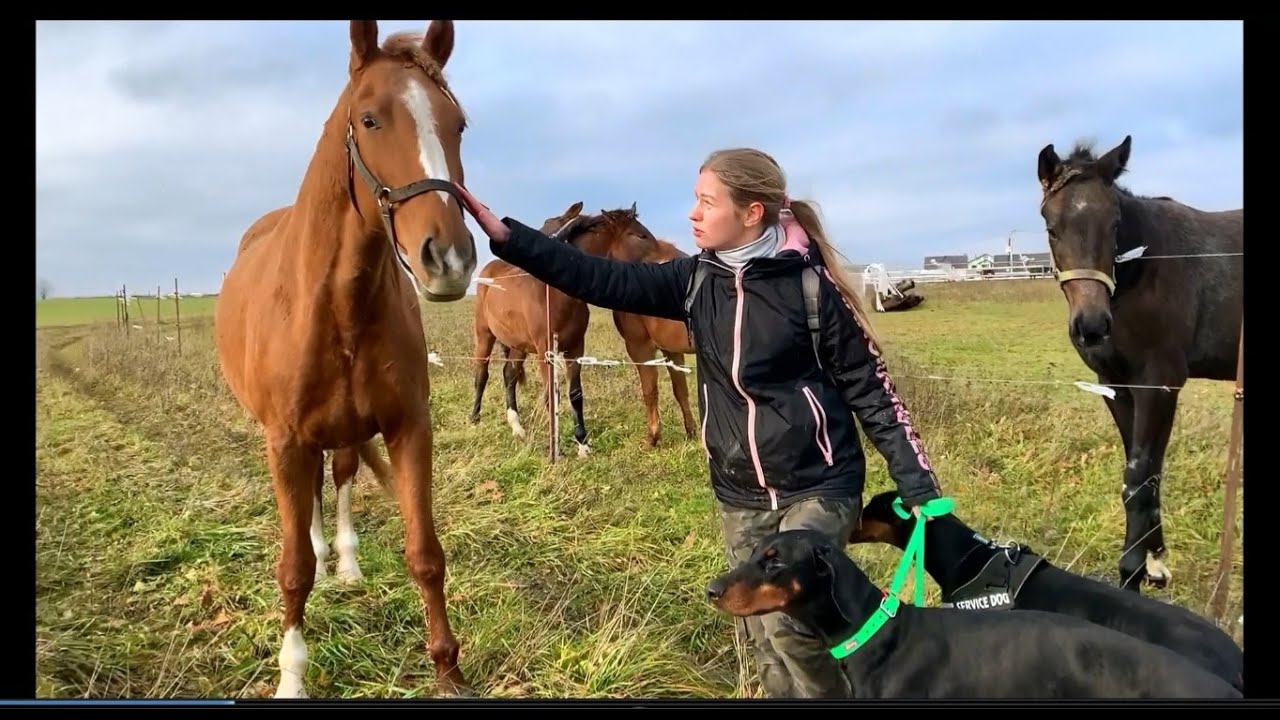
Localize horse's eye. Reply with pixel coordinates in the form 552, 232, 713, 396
362, 114, 379, 130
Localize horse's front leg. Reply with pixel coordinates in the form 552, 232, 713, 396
384, 414, 471, 696
1118, 385, 1180, 592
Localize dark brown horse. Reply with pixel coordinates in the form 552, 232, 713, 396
1036, 134, 1243, 593
214, 20, 476, 697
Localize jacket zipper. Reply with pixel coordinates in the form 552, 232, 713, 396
801, 386, 835, 466
730, 267, 776, 510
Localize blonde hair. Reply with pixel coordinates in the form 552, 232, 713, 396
699, 147, 880, 349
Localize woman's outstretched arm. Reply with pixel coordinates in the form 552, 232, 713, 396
492, 217, 696, 321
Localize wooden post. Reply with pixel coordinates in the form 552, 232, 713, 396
123, 284, 130, 335
1210, 320, 1244, 622
115, 290, 122, 330
173, 278, 182, 356
156, 285, 162, 345
549, 332, 560, 464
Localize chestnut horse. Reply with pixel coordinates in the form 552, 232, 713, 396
213, 20, 477, 698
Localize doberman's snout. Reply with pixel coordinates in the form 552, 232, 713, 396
706, 577, 727, 601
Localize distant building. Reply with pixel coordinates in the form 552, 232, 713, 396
968, 252, 1053, 276
922, 254, 969, 270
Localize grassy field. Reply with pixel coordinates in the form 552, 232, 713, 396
34, 279, 1243, 699
36, 294, 219, 329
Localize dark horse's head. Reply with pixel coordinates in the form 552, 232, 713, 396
1036, 135, 1132, 351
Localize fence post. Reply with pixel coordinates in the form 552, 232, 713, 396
156, 285, 162, 345
174, 277, 183, 356
549, 332, 560, 464
1210, 320, 1244, 622
123, 284, 130, 335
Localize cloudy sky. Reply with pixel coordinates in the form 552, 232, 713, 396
36, 20, 1242, 298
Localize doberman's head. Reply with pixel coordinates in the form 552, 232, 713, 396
847, 491, 912, 549
706, 529, 842, 617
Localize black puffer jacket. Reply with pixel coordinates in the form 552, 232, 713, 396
491, 218, 943, 512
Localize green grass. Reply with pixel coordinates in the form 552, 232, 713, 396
36, 294, 218, 329
34, 278, 1243, 699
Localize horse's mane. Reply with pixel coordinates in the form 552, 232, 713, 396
564, 206, 657, 244
1061, 139, 1172, 202
381, 31, 468, 128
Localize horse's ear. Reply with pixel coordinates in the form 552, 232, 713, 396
423, 20, 455, 68
629, 201, 638, 216
1096, 135, 1132, 183
1037, 143, 1060, 191
566, 201, 584, 218
350, 21, 379, 73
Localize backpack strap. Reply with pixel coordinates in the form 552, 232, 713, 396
684, 260, 708, 322
802, 265, 822, 368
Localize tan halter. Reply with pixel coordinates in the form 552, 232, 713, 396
1040, 167, 1117, 295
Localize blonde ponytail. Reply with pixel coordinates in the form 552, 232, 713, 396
788, 199, 880, 350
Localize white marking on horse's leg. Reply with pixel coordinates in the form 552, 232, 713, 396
400, 80, 452, 204
507, 408, 526, 439
275, 626, 308, 699
576, 441, 592, 459
310, 497, 329, 580
334, 482, 363, 584
1145, 549, 1171, 583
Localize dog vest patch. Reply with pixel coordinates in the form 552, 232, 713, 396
940, 542, 1044, 612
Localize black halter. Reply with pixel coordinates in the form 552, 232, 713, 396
345, 122, 463, 280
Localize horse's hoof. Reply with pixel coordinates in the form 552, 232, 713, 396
576, 443, 592, 459
274, 679, 308, 699
437, 676, 475, 698
336, 563, 364, 585
1144, 552, 1171, 589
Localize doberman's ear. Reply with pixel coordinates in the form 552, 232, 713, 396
812, 544, 835, 577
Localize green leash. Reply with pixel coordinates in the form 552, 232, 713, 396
829, 495, 954, 659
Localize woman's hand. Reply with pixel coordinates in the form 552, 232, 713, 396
453, 182, 510, 243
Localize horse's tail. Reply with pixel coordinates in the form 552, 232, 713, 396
357, 439, 396, 498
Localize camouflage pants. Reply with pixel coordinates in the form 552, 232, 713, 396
719, 495, 861, 699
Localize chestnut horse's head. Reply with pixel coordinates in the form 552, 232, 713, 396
344, 20, 476, 302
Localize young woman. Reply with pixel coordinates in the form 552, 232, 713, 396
453, 147, 944, 698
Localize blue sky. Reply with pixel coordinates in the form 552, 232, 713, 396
35, 20, 1243, 298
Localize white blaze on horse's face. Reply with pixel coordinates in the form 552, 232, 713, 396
400, 78, 453, 205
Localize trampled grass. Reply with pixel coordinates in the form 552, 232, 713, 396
34, 278, 1243, 699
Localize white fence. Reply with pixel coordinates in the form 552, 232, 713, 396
853, 264, 1054, 287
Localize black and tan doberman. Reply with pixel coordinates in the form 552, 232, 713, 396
849, 490, 1243, 692
706, 529, 1242, 699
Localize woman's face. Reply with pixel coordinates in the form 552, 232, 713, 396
689, 170, 763, 251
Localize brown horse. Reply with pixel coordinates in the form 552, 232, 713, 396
572, 206, 698, 448
213, 20, 476, 698
468, 202, 595, 457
